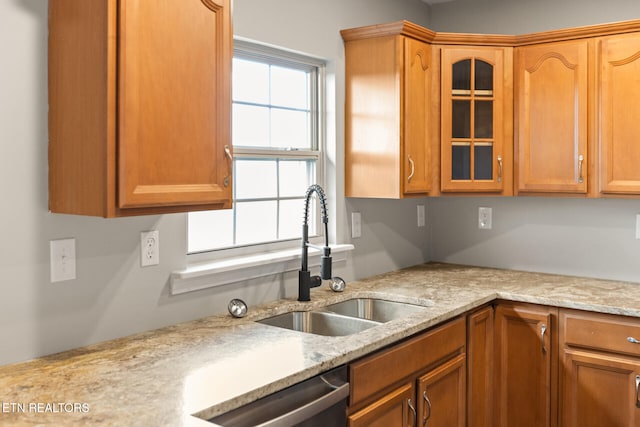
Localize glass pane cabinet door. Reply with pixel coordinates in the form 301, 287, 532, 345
441, 47, 507, 193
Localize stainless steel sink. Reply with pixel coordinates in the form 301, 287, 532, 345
257, 311, 380, 336
323, 298, 430, 323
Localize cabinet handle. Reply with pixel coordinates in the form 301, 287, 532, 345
628, 337, 640, 344
223, 145, 232, 188
408, 155, 415, 183
541, 324, 547, 354
422, 390, 432, 426
408, 398, 417, 427
636, 375, 640, 408
578, 154, 584, 184
497, 155, 502, 183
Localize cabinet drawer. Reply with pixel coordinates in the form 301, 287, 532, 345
350, 317, 465, 406
561, 309, 640, 357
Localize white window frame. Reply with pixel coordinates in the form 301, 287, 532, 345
171, 39, 353, 295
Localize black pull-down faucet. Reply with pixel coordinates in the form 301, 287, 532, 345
298, 184, 331, 302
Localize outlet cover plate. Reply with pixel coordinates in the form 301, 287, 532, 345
478, 207, 492, 230
141, 230, 159, 267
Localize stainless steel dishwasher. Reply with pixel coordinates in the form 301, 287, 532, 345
207, 365, 349, 427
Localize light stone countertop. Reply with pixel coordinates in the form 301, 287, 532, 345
2, 263, 640, 426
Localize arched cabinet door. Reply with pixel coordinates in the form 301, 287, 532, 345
599, 33, 640, 195
441, 46, 512, 194
515, 40, 589, 195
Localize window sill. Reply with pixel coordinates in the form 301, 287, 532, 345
170, 244, 355, 295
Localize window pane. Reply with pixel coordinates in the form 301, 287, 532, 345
280, 160, 315, 197
236, 201, 277, 245
452, 144, 471, 180
279, 198, 305, 240
235, 160, 278, 199
233, 104, 269, 147
271, 108, 310, 149
474, 100, 493, 139
271, 66, 309, 109
233, 58, 269, 104
452, 59, 471, 92
475, 60, 493, 93
452, 100, 471, 139
188, 209, 234, 252
474, 145, 493, 180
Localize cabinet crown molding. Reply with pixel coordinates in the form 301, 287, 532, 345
342, 18, 640, 46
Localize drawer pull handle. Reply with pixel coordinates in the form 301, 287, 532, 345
422, 390, 432, 426
628, 337, 640, 344
636, 375, 640, 408
497, 155, 503, 183
408, 398, 417, 427
408, 155, 415, 183
541, 324, 547, 354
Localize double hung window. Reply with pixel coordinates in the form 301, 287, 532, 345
188, 40, 325, 254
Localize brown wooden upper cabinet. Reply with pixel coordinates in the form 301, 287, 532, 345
599, 33, 640, 195
514, 40, 591, 195
48, 0, 233, 217
342, 22, 434, 199
440, 46, 513, 194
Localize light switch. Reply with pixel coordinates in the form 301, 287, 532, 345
50, 238, 76, 282
351, 212, 362, 239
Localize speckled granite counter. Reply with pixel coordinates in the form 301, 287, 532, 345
2, 263, 640, 426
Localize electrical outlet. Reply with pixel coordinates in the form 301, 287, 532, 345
351, 212, 362, 238
50, 238, 76, 282
417, 205, 426, 227
478, 207, 493, 230
140, 230, 159, 267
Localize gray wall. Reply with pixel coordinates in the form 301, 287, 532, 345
427, 0, 640, 282
427, 0, 640, 33
0, 0, 431, 366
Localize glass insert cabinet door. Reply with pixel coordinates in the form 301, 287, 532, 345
441, 47, 507, 192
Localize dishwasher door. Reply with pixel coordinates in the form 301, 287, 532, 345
208, 365, 349, 427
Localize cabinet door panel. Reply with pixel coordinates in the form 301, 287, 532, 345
600, 34, 640, 194
118, 0, 232, 208
441, 47, 511, 193
468, 306, 493, 427
516, 41, 588, 194
348, 383, 414, 427
494, 303, 557, 427
417, 354, 466, 427
403, 37, 432, 195
561, 349, 640, 427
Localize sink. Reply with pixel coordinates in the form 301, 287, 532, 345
257, 311, 380, 336
323, 298, 430, 323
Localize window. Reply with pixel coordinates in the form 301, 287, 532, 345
188, 40, 325, 254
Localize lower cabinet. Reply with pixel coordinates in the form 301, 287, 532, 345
559, 309, 640, 427
348, 317, 466, 427
348, 302, 640, 427
493, 302, 558, 427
